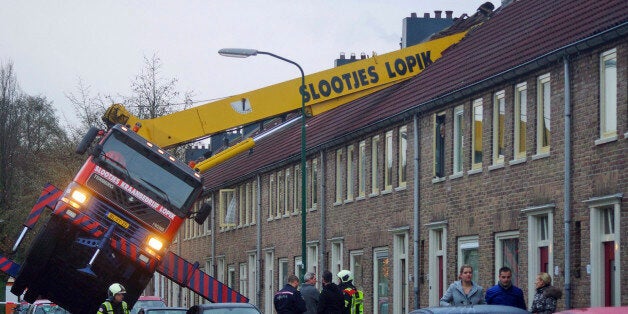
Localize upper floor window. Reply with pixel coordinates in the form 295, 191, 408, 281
536, 73, 551, 154
335, 148, 344, 203
371, 135, 380, 194
220, 189, 236, 228
600, 48, 617, 139
492, 91, 505, 164
311, 158, 318, 209
398, 126, 407, 187
434, 113, 446, 177
384, 130, 393, 190
358, 140, 366, 197
268, 175, 275, 219
453, 106, 464, 174
514, 82, 527, 160
346, 146, 355, 201
472, 99, 483, 170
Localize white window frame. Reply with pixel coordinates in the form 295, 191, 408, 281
335, 148, 344, 204
513, 82, 528, 161
293, 165, 300, 213
311, 158, 318, 210
346, 145, 355, 201
494, 231, 520, 285
219, 189, 236, 228
350, 250, 364, 290
453, 106, 464, 175
307, 243, 319, 276
471, 99, 483, 171
239, 262, 247, 297
457, 235, 480, 283
585, 194, 622, 306
384, 130, 393, 191
598, 48, 618, 141
373, 247, 389, 314
277, 171, 285, 217
268, 175, 275, 220
248, 253, 256, 303
536, 73, 551, 155
358, 140, 366, 197
331, 240, 344, 279
371, 135, 380, 195
285, 169, 292, 216
492, 90, 505, 165
398, 126, 408, 187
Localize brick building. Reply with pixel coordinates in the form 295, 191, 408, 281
157, 0, 627, 312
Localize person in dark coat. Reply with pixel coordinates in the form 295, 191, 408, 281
530, 272, 562, 314
317, 270, 344, 314
485, 266, 526, 309
300, 272, 319, 314
274, 274, 307, 314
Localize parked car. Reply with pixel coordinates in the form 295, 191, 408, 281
556, 306, 628, 313
130, 296, 167, 314
187, 303, 262, 314
409, 304, 529, 314
24, 299, 71, 314
137, 307, 187, 314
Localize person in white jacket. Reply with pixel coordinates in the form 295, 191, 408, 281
440, 265, 486, 306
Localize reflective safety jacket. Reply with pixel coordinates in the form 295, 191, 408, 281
340, 284, 363, 314
96, 300, 129, 314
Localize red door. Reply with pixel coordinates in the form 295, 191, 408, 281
604, 241, 615, 306
539, 246, 549, 273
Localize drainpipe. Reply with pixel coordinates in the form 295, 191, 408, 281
413, 114, 421, 309
256, 175, 262, 308
563, 56, 572, 309
320, 151, 327, 273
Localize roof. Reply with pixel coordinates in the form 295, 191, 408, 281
202, 0, 628, 190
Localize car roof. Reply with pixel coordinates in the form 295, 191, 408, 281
138, 295, 164, 301
141, 307, 187, 313
196, 303, 256, 309
409, 304, 529, 314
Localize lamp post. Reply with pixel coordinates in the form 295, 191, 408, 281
219, 48, 308, 282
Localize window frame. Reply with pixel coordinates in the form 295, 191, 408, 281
471, 99, 484, 170
335, 148, 344, 204
371, 135, 380, 195
346, 145, 355, 201
434, 113, 446, 178
536, 73, 551, 154
453, 106, 464, 175
513, 82, 527, 161
599, 48, 618, 140
398, 126, 408, 187
358, 140, 366, 197
492, 90, 506, 165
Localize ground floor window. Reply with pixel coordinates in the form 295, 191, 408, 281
373, 247, 390, 314
495, 231, 520, 286
458, 236, 479, 283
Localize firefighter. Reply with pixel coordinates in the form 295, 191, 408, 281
97, 283, 130, 314
337, 270, 363, 314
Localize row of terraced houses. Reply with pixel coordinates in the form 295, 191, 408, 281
146, 0, 627, 312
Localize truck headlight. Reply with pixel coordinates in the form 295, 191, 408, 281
71, 190, 88, 204
148, 237, 163, 251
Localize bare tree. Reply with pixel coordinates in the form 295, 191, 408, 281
65, 78, 110, 135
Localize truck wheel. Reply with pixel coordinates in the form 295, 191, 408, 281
76, 126, 99, 155
12, 215, 65, 297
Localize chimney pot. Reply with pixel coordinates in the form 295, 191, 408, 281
446, 10, 453, 18
350, 52, 356, 60
340, 52, 345, 59
410, 12, 417, 18
360, 52, 366, 59
435, 10, 442, 18
423, 13, 430, 18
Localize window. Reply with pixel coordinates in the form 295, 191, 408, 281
398, 126, 408, 187
523, 204, 554, 304
492, 91, 505, 164
268, 175, 275, 219
285, 169, 292, 216
453, 106, 464, 175
248, 253, 256, 303
537, 73, 551, 154
219, 189, 236, 228
350, 250, 364, 290
251, 180, 257, 225
293, 166, 300, 213
384, 130, 393, 190
458, 236, 479, 283
217, 257, 225, 282
311, 158, 318, 209
585, 194, 621, 306
335, 148, 344, 203
495, 231, 520, 287
347, 146, 355, 201
599, 48, 617, 140
331, 241, 343, 278
358, 140, 366, 197
307, 244, 319, 276
472, 99, 483, 170
294, 257, 303, 280
227, 265, 235, 288
428, 224, 447, 306
514, 83, 527, 160
245, 183, 251, 225
239, 185, 245, 227
434, 113, 446, 177
373, 248, 390, 314
371, 135, 380, 194
277, 171, 284, 217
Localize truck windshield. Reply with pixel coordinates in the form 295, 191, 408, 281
100, 130, 198, 216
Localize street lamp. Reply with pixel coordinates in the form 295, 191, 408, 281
219, 48, 308, 282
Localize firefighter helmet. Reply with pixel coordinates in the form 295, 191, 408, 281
337, 270, 353, 283
108, 283, 127, 298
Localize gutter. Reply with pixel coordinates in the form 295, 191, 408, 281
412, 114, 421, 309
563, 56, 572, 309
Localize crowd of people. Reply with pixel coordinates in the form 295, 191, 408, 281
439, 264, 562, 313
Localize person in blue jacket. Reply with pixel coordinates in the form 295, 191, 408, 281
485, 266, 526, 310
440, 264, 485, 306
274, 274, 307, 314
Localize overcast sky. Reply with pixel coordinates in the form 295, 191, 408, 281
1, 1, 488, 126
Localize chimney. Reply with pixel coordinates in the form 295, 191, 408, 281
360, 52, 367, 60
423, 13, 430, 18
435, 10, 442, 18
446, 10, 453, 19
410, 12, 417, 18
339, 52, 345, 60
350, 53, 356, 60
